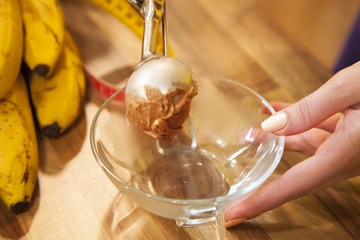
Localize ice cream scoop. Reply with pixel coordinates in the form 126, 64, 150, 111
126, 56, 194, 99
125, 0, 198, 143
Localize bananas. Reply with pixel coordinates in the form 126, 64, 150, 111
21, 0, 85, 138
87, 0, 174, 57
0, 0, 23, 99
21, 0, 65, 77
0, 73, 39, 214
29, 31, 86, 138
0, 0, 86, 214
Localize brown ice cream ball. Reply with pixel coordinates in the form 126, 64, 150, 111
125, 56, 198, 143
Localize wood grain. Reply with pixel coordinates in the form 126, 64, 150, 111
1, 0, 359, 239
257, 0, 360, 69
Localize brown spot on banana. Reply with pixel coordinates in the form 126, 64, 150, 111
10, 199, 29, 215
22, 165, 29, 183
34, 64, 50, 77
43, 122, 61, 138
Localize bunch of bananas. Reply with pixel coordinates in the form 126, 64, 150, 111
0, 0, 85, 214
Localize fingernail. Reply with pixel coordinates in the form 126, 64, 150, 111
261, 112, 287, 132
225, 218, 246, 228
350, 103, 360, 110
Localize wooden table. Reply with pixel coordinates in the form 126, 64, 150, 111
1, 0, 360, 239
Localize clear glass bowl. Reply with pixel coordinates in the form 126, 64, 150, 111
90, 73, 284, 226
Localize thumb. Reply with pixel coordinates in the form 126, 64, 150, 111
261, 63, 360, 135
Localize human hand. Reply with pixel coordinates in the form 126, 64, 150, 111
224, 61, 360, 228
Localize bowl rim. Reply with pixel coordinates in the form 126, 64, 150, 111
90, 72, 285, 205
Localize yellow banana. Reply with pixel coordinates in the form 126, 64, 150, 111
29, 31, 86, 138
0, 73, 39, 215
87, 0, 174, 56
0, 0, 23, 99
21, 0, 65, 77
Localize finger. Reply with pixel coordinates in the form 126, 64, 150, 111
236, 127, 329, 156
261, 63, 360, 135
224, 155, 339, 227
237, 127, 329, 156
237, 128, 273, 146
284, 128, 330, 155
306, 168, 358, 195
263, 103, 342, 133
315, 112, 342, 133
261, 102, 291, 115
224, 155, 324, 225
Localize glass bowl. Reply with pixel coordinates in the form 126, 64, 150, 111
90, 73, 284, 226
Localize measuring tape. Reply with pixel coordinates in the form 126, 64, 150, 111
86, 0, 174, 101
88, 0, 144, 38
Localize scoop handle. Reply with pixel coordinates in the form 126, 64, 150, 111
141, 0, 165, 60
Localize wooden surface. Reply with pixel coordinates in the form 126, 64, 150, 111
1, 0, 360, 239
258, 0, 360, 69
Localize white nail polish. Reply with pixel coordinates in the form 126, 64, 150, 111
261, 112, 287, 132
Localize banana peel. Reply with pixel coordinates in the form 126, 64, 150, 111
0, 73, 39, 214
21, 0, 65, 77
0, 0, 23, 99
29, 31, 86, 138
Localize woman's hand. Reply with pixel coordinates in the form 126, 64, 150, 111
224, 61, 360, 228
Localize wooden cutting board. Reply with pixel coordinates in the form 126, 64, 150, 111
1, 0, 359, 239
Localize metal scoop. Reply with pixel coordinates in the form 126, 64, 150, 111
125, 0, 194, 100
124, 0, 197, 147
